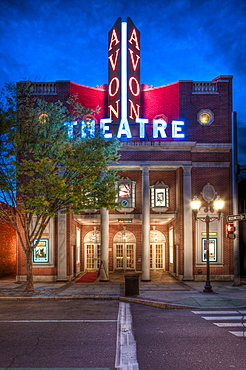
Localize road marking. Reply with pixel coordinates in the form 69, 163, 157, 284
115, 302, 139, 370
0, 320, 117, 323
202, 316, 244, 321
191, 310, 246, 338
192, 311, 240, 315
229, 331, 246, 337
214, 323, 246, 327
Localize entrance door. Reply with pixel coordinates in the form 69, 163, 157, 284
150, 243, 164, 269
150, 229, 166, 270
85, 244, 100, 270
84, 228, 101, 271
114, 229, 136, 270
115, 243, 135, 269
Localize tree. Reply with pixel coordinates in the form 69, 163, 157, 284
0, 81, 120, 292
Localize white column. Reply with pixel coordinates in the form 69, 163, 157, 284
183, 166, 193, 280
99, 207, 109, 281
142, 167, 150, 281
57, 212, 68, 281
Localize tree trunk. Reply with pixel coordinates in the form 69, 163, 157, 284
25, 247, 34, 292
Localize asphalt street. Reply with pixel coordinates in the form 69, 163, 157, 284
1, 300, 246, 370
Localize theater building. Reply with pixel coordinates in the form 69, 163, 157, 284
16, 18, 234, 282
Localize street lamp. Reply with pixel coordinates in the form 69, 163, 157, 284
191, 195, 224, 293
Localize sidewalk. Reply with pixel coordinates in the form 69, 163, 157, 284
1, 272, 246, 309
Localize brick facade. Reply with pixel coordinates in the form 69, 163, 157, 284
14, 16, 233, 282
0, 220, 16, 277
14, 75, 234, 282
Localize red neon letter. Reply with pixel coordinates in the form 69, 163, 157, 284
108, 49, 120, 71
128, 49, 140, 71
129, 77, 140, 97
109, 77, 120, 97
109, 100, 120, 119
129, 99, 140, 119
128, 28, 140, 50
108, 29, 120, 51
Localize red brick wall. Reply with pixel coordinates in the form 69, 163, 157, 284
0, 222, 16, 277
70, 82, 107, 122
179, 77, 232, 143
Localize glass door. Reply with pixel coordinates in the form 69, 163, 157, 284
86, 244, 100, 270
150, 243, 164, 269
115, 243, 135, 270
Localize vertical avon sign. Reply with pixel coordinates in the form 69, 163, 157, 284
108, 17, 140, 139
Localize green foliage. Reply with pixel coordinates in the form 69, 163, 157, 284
0, 81, 121, 290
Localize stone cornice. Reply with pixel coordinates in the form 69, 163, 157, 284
120, 141, 231, 152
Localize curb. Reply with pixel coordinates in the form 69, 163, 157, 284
119, 296, 197, 309
0, 294, 197, 308
2, 294, 245, 309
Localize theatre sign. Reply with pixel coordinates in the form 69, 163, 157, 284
67, 17, 185, 140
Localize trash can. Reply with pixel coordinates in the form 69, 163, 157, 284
125, 274, 139, 296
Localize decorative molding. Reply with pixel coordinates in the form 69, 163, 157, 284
192, 81, 218, 94
32, 82, 57, 95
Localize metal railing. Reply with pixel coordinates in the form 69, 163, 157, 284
32, 82, 57, 95
192, 81, 218, 94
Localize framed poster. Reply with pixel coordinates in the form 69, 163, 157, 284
202, 238, 217, 262
155, 189, 166, 207
33, 239, 49, 263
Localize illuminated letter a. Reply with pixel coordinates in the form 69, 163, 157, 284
108, 29, 120, 51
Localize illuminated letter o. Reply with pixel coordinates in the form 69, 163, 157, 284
109, 77, 120, 97
129, 77, 140, 97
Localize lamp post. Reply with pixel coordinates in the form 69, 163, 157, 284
191, 195, 224, 293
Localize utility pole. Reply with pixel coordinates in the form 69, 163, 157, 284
232, 111, 241, 286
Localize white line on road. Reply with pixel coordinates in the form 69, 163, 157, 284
192, 311, 241, 315
229, 331, 246, 337
214, 323, 246, 327
115, 302, 139, 370
0, 320, 117, 323
202, 316, 245, 321
191, 310, 246, 338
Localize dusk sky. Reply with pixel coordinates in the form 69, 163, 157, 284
1, 0, 246, 165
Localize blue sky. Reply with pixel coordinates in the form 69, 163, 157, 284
1, 0, 246, 165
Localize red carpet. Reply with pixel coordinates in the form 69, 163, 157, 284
75, 272, 98, 283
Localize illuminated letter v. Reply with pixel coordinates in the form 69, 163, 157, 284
128, 49, 140, 71
108, 49, 120, 71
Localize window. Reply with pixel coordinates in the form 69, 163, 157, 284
197, 109, 214, 126
116, 177, 136, 212
150, 181, 169, 212
38, 113, 49, 124
169, 227, 174, 264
